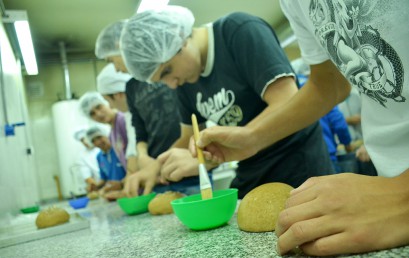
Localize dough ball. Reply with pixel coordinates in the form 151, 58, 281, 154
148, 191, 185, 215
237, 182, 293, 232
87, 191, 99, 200
35, 206, 70, 229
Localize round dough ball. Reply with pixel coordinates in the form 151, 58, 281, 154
87, 191, 99, 200
148, 191, 185, 215
35, 206, 70, 229
237, 182, 293, 232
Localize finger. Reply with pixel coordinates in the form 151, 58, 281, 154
189, 136, 198, 157
167, 169, 186, 182
300, 232, 360, 256
277, 215, 342, 255
285, 185, 318, 209
275, 198, 321, 237
290, 176, 322, 196
202, 150, 224, 164
160, 160, 177, 181
130, 177, 140, 197
157, 151, 170, 164
197, 129, 216, 148
143, 181, 155, 195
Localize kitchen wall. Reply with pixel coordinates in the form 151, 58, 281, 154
0, 21, 39, 215
25, 60, 106, 201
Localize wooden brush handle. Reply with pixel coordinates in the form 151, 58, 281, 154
191, 114, 205, 164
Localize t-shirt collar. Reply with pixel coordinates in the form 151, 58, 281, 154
201, 23, 214, 77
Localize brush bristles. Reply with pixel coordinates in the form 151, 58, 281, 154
201, 188, 213, 200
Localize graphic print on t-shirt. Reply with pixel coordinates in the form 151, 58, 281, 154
195, 88, 243, 126
309, 0, 405, 107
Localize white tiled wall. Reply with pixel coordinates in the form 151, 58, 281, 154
0, 22, 39, 215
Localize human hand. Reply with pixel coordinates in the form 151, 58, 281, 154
158, 148, 200, 182
275, 173, 409, 256
102, 180, 123, 192
346, 115, 361, 125
189, 126, 258, 163
126, 156, 139, 175
344, 143, 355, 153
356, 145, 371, 162
123, 160, 160, 197
103, 190, 126, 201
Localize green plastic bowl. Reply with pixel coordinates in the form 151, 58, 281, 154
20, 205, 40, 214
117, 192, 157, 215
171, 188, 238, 230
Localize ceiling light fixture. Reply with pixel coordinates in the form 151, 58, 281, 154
136, 0, 169, 13
2, 10, 38, 75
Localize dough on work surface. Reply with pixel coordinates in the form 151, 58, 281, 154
237, 182, 293, 232
35, 206, 70, 229
87, 191, 99, 200
148, 191, 185, 215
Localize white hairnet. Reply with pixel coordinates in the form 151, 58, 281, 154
78, 92, 109, 118
97, 63, 132, 95
73, 127, 87, 141
95, 20, 127, 59
86, 126, 109, 142
120, 5, 195, 82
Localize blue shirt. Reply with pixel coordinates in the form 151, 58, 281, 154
320, 107, 352, 161
96, 148, 126, 181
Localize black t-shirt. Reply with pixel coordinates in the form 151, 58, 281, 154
176, 12, 334, 198
126, 79, 181, 158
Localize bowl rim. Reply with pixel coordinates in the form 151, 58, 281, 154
117, 192, 157, 203
69, 197, 90, 203
171, 188, 238, 206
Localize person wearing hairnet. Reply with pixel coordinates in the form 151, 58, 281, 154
120, 5, 335, 199
79, 92, 128, 181
97, 63, 138, 176
95, 20, 202, 196
72, 127, 101, 192
169, 1, 409, 256
86, 126, 126, 199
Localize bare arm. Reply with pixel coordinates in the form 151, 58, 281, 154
194, 60, 351, 163
171, 124, 194, 149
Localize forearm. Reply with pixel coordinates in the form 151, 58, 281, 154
248, 61, 350, 151
136, 142, 155, 169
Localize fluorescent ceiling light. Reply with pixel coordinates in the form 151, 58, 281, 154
14, 20, 38, 75
137, 0, 169, 13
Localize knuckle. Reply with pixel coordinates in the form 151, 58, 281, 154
277, 210, 292, 229
291, 223, 306, 241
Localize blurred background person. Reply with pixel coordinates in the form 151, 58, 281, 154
96, 63, 138, 176
86, 126, 126, 199
72, 127, 101, 193
79, 92, 128, 172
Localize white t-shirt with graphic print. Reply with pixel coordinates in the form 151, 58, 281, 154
280, 0, 409, 177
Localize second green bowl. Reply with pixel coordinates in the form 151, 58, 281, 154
117, 192, 157, 215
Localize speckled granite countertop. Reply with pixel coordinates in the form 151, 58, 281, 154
1, 199, 408, 258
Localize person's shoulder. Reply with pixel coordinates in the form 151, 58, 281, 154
219, 12, 263, 25
125, 78, 146, 89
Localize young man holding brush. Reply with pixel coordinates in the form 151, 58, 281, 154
120, 5, 335, 198
95, 20, 202, 196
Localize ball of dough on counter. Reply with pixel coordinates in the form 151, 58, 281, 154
237, 182, 293, 232
35, 206, 70, 229
148, 191, 185, 215
87, 191, 99, 200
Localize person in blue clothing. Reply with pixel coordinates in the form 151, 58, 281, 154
319, 107, 354, 173
86, 126, 126, 196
